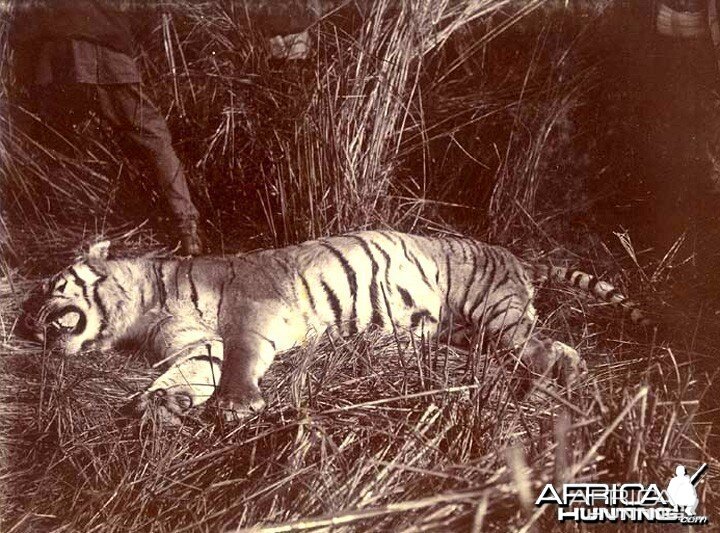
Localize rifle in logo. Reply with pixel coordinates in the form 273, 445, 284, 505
690, 463, 708, 486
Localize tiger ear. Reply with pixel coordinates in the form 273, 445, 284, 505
87, 240, 111, 261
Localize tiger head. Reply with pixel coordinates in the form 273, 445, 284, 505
21, 241, 113, 355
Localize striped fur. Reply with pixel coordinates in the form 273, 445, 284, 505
21, 231, 644, 422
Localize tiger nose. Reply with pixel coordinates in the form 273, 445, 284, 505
23, 313, 39, 330
19, 314, 44, 342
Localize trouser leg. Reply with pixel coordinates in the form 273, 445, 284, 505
92, 83, 199, 222
25, 84, 89, 153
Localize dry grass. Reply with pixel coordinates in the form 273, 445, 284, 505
1, 1, 719, 531
1, 283, 717, 531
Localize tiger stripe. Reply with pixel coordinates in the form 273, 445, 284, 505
298, 273, 318, 314
68, 267, 90, 306
153, 262, 168, 309
323, 241, 360, 332
91, 281, 109, 338
467, 250, 495, 322
349, 235, 384, 328
368, 240, 394, 296
398, 235, 433, 289
320, 279, 343, 332
397, 286, 414, 308
187, 261, 203, 318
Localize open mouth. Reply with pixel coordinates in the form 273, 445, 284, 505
48, 307, 84, 333
24, 306, 87, 340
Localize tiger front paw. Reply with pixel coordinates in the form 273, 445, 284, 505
124, 388, 194, 425
216, 387, 266, 423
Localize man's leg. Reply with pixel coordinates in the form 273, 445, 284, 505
92, 83, 202, 255
23, 84, 89, 154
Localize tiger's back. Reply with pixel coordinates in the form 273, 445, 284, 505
230, 231, 535, 345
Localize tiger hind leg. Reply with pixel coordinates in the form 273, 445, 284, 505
517, 335, 585, 386
488, 300, 585, 386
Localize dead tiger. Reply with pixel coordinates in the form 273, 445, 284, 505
20, 231, 647, 422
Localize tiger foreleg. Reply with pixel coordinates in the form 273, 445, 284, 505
134, 344, 222, 423
129, 340, 224, 423
129, 312, 226, 423
215, 328, 276, 422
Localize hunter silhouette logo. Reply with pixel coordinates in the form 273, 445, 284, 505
535, 463, 709, 524
667, 464, 702, 516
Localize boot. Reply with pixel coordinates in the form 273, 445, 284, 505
177, 218, 203, 256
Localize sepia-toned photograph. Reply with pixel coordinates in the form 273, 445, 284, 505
0, 0, 718, 530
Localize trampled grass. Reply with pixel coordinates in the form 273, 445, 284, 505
1, 1, 719, 531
